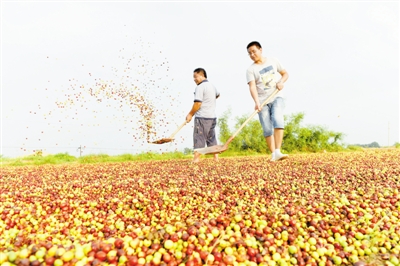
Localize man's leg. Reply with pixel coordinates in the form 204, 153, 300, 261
213, 153, 219, 162
193, 118, 206, 163
265, 135, 275, 154
206, 118, 219, 162
271, 98, 288, 161
193, 151, 201, 163
258, 104, 275, 160
266, 131, 288, 160
274, 128, 284, 149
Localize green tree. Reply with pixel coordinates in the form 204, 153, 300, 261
218, 109, 267, 153
283, 113, 344, 152
183, 148, 193, 155
351, 141, 380, 148
368, 142, 380, 148
217, 108, 232, 144
218, 110, 345, 153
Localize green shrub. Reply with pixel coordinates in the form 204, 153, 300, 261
115, 153, 136, 161
218, 110, 346, 154
79, 154, 110, 164
53, 153, 77, 162
346, 145, 363, 151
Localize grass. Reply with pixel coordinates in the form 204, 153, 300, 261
1, 153, 77, 166
0, 150, 259, 166
77, 151, 190, 164
0, 152, 193, 166
1, 145, 397, 166
217, 149, 267, 157
345, 145, 365, 151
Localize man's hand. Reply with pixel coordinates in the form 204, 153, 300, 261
186, 114, 193, 123
276, 81, 284, 90
186, 102, 201, 123
248, 81, 262, 112
277, 69, 288, 90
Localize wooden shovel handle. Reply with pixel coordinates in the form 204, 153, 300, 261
169, 121, 187, 139
225, 89, 280, 145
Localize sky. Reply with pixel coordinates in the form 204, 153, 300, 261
1, 1, 399, 158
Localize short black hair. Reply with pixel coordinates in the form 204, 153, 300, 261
193, 68, 207, 79
247, 41, 262, 50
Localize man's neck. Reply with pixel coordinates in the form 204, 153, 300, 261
197, 79, 208, 85
254, 56, 265, 65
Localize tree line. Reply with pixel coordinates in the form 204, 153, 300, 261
217, 110, 345, 154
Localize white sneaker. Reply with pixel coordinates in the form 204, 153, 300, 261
274, 153, 289, 161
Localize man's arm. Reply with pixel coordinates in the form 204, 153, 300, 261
276, 70, 289, 90
248, 80, 261, 111
186, 102, 202, 123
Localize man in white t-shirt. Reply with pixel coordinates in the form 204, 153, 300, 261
186, 68, 220, 163
246, 41, 289, 161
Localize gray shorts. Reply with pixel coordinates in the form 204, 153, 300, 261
193, 117, 218, 149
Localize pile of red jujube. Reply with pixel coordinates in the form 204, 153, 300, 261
1, 149, 399, 266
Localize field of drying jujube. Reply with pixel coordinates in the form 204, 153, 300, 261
1, 149, 399, 266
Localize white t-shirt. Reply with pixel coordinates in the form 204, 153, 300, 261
194, 80, 220, 118
246, 57, 285, 103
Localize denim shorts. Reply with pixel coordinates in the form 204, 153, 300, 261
193, 117, 218, 149
258, 97, 285, 137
